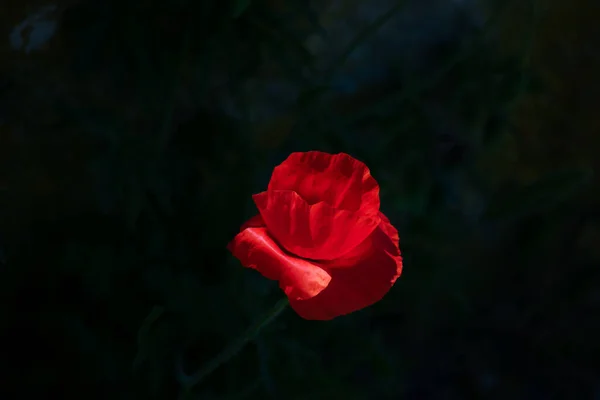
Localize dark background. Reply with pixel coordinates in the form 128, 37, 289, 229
1, 0, 599, 399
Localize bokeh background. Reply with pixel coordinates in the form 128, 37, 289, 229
1, 0, 599, 398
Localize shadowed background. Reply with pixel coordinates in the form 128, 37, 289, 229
1, 0, 599, 399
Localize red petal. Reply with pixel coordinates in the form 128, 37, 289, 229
239, 214, 265, 230
253, 190, 380, 261
288, 212, 402, 320
227, 215, 332, 300
268, 151, 380, 214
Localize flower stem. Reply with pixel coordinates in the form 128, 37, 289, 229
177, 297, 289, 399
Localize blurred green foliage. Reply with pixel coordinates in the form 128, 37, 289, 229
1, 0, 599, 399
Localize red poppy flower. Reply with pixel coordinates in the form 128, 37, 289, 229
228, 151, 402, 320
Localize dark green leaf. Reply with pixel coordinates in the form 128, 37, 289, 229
133, 306, 166, 371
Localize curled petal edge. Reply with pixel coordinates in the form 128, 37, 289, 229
253, 190, 380, 261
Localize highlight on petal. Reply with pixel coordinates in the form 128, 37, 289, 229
268, 151, 380, 216
253, 190, 380, 261
287, 212, 402, 320
227, 215, 332, 301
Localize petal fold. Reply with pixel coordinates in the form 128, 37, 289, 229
253, 190, 380, 261
227, 216, 332, 301
288, 212, 402, 320
268, 151, 380, 215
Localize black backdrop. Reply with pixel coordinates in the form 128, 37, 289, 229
1, 0, 599, 399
